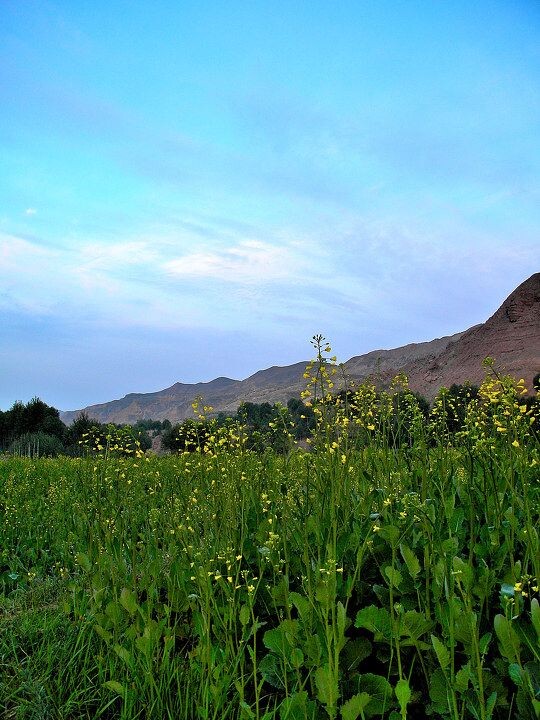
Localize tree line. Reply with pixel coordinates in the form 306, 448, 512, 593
1, 374, 538, 457
0, 398, 168, 457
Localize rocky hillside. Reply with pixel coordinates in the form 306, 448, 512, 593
61, 273, 539, 424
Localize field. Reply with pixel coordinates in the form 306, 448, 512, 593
1, 357, 539, 719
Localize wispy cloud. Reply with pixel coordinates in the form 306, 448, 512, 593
164, 239, 301, 284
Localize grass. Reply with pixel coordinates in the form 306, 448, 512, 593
1, 345, 539, 719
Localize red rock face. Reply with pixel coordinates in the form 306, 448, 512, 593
403, 273, 540, 399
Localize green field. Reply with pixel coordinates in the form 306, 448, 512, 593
1, 360, 539, 719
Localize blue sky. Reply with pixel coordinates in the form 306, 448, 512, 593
1, 0, 539, 411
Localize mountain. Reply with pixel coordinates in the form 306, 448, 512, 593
61, 273, 540, 425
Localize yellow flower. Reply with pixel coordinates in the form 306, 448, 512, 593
512, 440, 520, 448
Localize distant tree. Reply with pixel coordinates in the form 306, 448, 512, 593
445, 383, 480, 434
9, 431, 64, 458
162, 419, 211, 453
286, 398, 316, 439
62, 411, 100, 455
0, 397, 66, 450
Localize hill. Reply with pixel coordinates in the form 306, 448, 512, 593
61, 273, 540, 424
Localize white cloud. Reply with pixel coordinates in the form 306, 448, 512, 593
164, 239, 301, 284
25, 208, 37, 215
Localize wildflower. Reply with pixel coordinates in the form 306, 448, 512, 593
373, 524, 381, 532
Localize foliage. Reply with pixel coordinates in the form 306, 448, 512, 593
1, 343, 540, 718
8, 431, 65, 458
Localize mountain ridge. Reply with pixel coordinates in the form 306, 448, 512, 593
60, 273, 540, 425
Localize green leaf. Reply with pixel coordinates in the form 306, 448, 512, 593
395, 678, 411, 711
93, 624, 112, 643
356, 674, 393, 718
401, 610, 434, 641
259, 653, 284, 689
494, 614, 521, 663
342, 637, 372, 671
76, 552, 92, 573
452, 556, 473, 590
315, 665, 339, 707
455, 663, 471, 693
315, 580, 331, 605
263, 620, 299, 655
113, 643, 132, 666
119, 588, 138, 615
239, 604, 250, 627
479, 632, 492, 656
384, 566, 402, 589
400, 544, 421, 579
135, 635, 153, 655
431, 634, 450, 670
103, 680, 125, 695
279, 691, 316, 720
105, 600, 123, 624
429, 668, 450, 712
486, 691, 497, 719
341, 692, 371, 720
290, 648, 304, 668
355, 605, 392, 641
379, 525, 400, 545
531, 598, 540, 642
509, 663, 523, 688
289, 592, 311, 620
337, 601, 347, 648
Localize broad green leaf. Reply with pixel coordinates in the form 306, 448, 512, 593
289, 592, 310, 620
384, 566, 402, 589
479, 632, 492, 655
341, 692, 371, 720
239, 604, 250, 627
400, 544, 421, 579
105, 600, 123, 624
290, 648, 304, 668
279, 691, 316, 720
76, 552, 92, 573
304, 634, 322, 665
135, 635, 153, 655
259, 653, 284, 689
379, 525, 400, 545
494, 614, 521, 663
395, 678, 411, 711
315, 665, 339, 707
119, 587, 138, 615
113, 643, 132, 666
263, 621, 298, 655
93, 624, 112, 643
531, 598, 540, 641
508, 663, 523, 687
315, 580, 331, 605
454, 663, 471, 693
337, 601, 347, 647
342, 637, 372, 671
401, 610, 434, 641
355, 605, 392, 641
431, 634, 450, 670
486, 691, 497, 719
103, 680, 125, 694
356, 674, 393, 718
452, 556, 473, 590
429, 668, 450, 711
